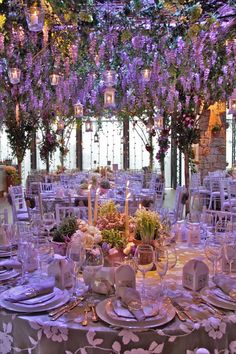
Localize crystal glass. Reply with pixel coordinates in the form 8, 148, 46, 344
223, 236, 236, 274
67, 241, 86, 296
83, 245, 104, 290
134, 244, 154, 297
154, 248, 168, 295
204, 236, 223, 276
43, 212, 55, 239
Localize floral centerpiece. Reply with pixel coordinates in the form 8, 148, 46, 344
52, 216, 78, 255
135, 208, 167, 246
4, 165, 20, 188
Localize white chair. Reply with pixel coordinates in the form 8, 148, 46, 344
0, 209, 8, 224
153, 182, 165, 211
55, 205, 87, 225
9, 186, 29, 223
41, 182, 56, 194
189, 172, 210, 210
160, 185, 185, 223
208, 176, 227, 210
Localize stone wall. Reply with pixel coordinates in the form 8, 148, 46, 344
198, 102, 227, 180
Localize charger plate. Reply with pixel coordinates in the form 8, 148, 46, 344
201, 287, 236, 311
96, 297, 175, 329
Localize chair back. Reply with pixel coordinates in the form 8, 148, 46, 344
55, 205, 86, 225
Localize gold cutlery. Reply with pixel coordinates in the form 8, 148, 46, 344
193, 295, 224, 317
89, 304, 99, 322
170, 299, 197, 322
169, 298, 187, 321
50, 297, 84, 321
81, 307, 89, 326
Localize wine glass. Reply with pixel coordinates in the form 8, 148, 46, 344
223, 236, 236, 274
67, 241, 86, 296
43, 212, 55, 239
154, 248, 169, 296
204, 235, 223, 276
134, 244, 154, 298
82, 245, 104, 291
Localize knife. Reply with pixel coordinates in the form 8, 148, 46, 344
51, 297, 84, 321
168, 298, 187, 321
49, 297, 84, 318
170, 299, 197, 322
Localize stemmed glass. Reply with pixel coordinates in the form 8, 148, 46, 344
43, 212, 55, 239
134, 244, 154, 298
82, 245, 104, 291
67, 241, 86, 296
204, 236, 223, 276
223, 236, 236, 274
154, 248, 169, 296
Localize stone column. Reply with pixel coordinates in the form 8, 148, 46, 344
198, 102, 227, 180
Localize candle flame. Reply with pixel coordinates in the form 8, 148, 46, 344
127, 192, 131, 199
88, 184, 92, 191
96, 188, 100, 194
126, 180, 130, 188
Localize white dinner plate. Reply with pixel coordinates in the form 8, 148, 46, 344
201, 287, 236, 310
0, 251, 17, 258
96, 297, 175, 329
0, 287, 70, 312
0, 269, 19, 281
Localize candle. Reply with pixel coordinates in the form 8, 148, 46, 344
125, 192, 131, 238
138, 202, 142, 210
88, 184, 92, 225
30, 11, 39, 25
93, 188, 100, 225
126, 180, 130, 197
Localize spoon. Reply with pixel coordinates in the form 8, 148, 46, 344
81, 307, 89, 326
89, 304, 99, 322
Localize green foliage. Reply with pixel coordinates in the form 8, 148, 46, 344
53, 216, 77, 243
99, 200, 118, 217
101, 229, 126, 249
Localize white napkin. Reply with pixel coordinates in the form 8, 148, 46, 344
213, 274, 236, 298
118, 287, 145, 321
0, 259, 21, 271
4, 281, 54, 302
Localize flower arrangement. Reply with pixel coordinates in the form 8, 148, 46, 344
74, 220, 102, 249
135, 208, 163, 244
53, 216, 78, 243
4, 165, 20, 186
100, 179, 110, 190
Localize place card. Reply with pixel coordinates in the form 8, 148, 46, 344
48, 255, 74, 290
183, 259, 209, 291
115, 264, 136, 296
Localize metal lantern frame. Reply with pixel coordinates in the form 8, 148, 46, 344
25, 6, 45, 32
142, 68, 151, 82
104, 87, 116, 108
229, 89, 236, 116
74, 101, 83, 117
85, 119, 93, 132
50, 73, 60, 86
103, 69, 117, 87
8, 67, 21, 84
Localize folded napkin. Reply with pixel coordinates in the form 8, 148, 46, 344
213, 274, 236, 299
91, 267, 115, 295
4, 282, 54, 303
118, 287, 145, 321
0, 259, 21, 271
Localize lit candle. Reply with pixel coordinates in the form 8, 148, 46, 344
30, 11, 39, 25
88, 184, 92, 225
125, 192, 131, 238
138, 202, 142, 210
126, 180, 130, 197
93, 188, 100, 225
107, 94, 112, 103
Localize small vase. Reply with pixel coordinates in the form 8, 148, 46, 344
51, 241, 68, 256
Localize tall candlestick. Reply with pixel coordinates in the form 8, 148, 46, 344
93, 188, 100, 225
88, 184, 92, 225
125, 192, 131, 238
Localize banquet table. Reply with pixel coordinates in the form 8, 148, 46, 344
1, 244, 236, 354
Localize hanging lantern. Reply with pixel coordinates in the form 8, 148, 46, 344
50, 73, 60, 86
104, 87, 116, 108
74, 101, 83, 117
8, 67, 21, 84
229, 89, 236, 116
103, 70, 116, 87
142, 68, 151, 82
57, 120, 65, 131
85, 119, 93, 132
25, 6, 45, 32
94, 131, 99, 143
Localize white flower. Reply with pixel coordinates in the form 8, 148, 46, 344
118, 330, 139, 345
109, 248, 118, 256
0, 326, 13, 354
94, 233, 102, 243
124, 349, 149, 354
229, 341, 236, 353
202, 317, 226, 339
43, 325, 68, 342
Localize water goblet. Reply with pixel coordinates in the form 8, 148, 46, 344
83, 245, 104, 291
134, 244, 154, 298
204, 235, 223, 276
154, 248, 168, 296
67, 241, 86, 296
43, 212, 55, 239
223, 236, 236, 274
